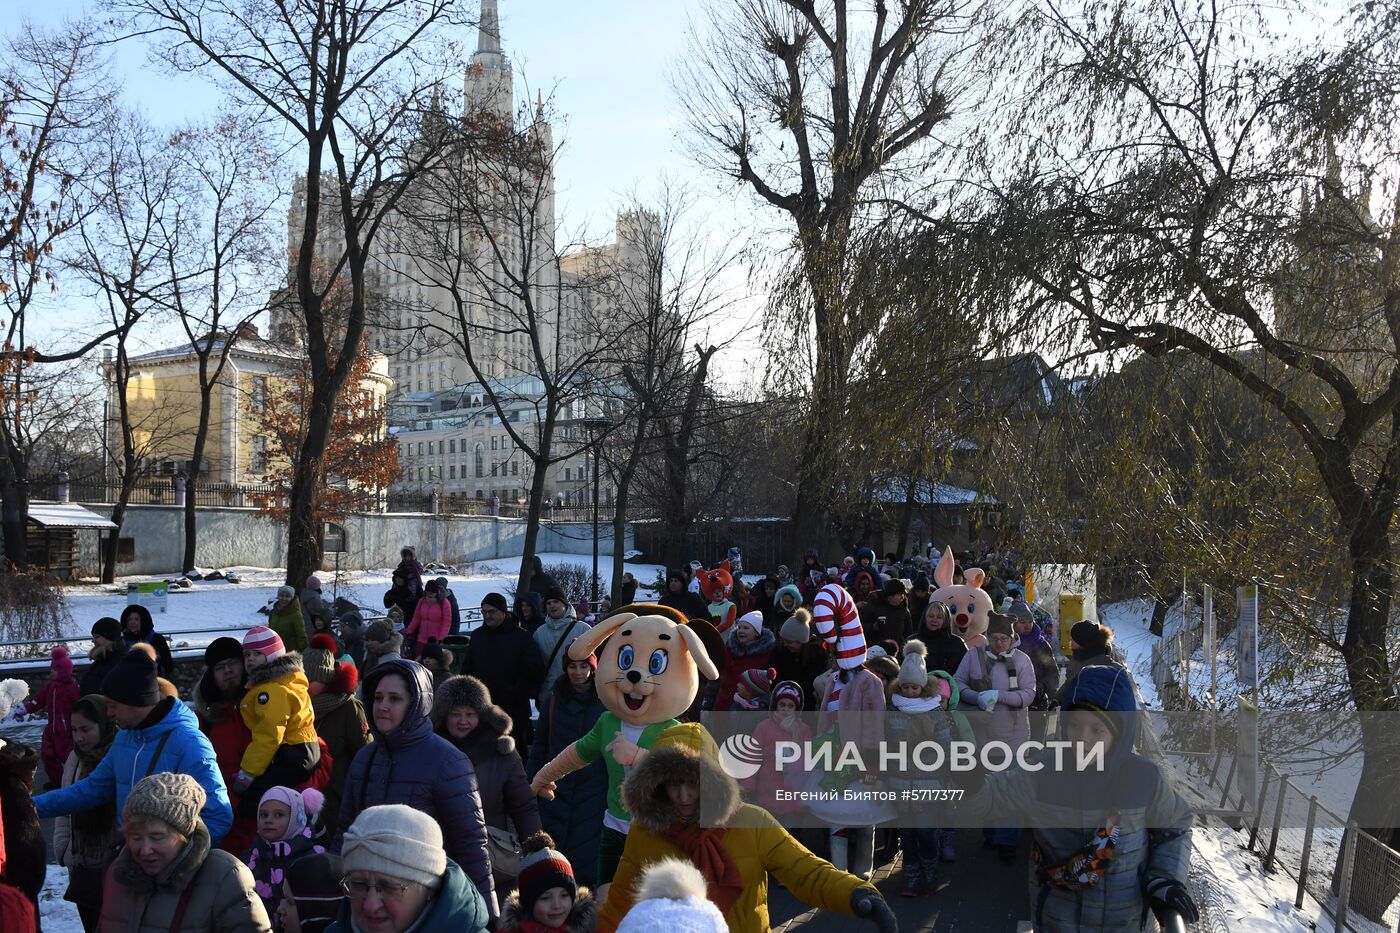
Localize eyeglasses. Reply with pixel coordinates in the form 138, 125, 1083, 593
340, 877, 417, 902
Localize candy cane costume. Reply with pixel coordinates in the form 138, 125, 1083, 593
811, 584, 866, 711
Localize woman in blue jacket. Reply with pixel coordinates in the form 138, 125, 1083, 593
333, 657, 498, 920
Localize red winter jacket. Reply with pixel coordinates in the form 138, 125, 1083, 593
25, 674, 80, 783
713, 628, 778, 712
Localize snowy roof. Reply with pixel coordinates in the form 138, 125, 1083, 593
873, 480, 998, 507
28, 502, 118, 529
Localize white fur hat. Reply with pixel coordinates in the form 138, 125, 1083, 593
616, 859, 728, 933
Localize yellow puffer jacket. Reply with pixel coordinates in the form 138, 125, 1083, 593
238, 653, 318, 777
597, 725, 874, 933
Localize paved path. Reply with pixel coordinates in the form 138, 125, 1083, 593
774, 830, 1031, 932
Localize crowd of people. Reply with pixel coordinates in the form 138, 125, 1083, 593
0, 541, 1196, 933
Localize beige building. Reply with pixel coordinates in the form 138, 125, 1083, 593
389, 377, 609, 508
102, 326, 392, 486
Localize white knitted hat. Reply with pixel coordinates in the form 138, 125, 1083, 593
342, 805, 446, 889
616, 859, 728, 933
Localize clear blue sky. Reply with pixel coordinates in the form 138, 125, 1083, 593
26, 0, 770, 383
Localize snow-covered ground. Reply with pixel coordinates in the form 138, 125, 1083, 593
38, 867, 82, 933
1192, 824, 1327, 931
1096, 596, 1165, 709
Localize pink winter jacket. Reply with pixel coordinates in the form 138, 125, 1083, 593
743, 714, 813, 814
406, 596, 454, 645
954, 646, 1037, 748
818, 667, 887, 757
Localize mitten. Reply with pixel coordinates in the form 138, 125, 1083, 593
850, 888, 898, 933
1146, 877, 1199, 923
978, 690, 999, 712
231, 770, 255, 795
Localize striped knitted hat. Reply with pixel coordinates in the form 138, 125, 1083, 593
242, 625, 286, 660
733, 667, 776, 709
811, 584, 865, 711
772, 680, 803, 709
518, 832, 575, 914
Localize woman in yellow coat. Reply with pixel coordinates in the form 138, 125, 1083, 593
233, 627, 321, 815
596, 724, 897, 933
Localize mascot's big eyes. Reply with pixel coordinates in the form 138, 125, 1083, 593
618, 645, 635, 671
967, 602, 975, 613
648, 649, 668, 676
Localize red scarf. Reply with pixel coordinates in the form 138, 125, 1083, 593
662, 819, 745, 915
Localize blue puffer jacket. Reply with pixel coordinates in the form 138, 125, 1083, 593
962, 666, 1193, 933
333, 658, 498, 917
527, 674, 607, 886
327, 858, 488, 933
33, 697, 233, 842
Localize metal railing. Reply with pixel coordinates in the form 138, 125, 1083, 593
1181, 746, 1400, 931
35, 476, 285, 509
0, 605, 486, 664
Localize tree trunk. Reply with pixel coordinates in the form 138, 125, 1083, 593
1338, 508, 1400, 922
0, 449, 28, 570
611, 483, 630, 602
102, 484, 135, 585
516, 418, 557, 596
285, 384, 337, 589
183, 391, 214, 574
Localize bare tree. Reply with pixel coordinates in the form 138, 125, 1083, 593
389, 93, 620, 594
119, 0, 470, 588
0, 20, 114, 567
677, 0, 981, 552
70, 108, 194, 582
164, 114, 282, 573
584, 188, 745, 597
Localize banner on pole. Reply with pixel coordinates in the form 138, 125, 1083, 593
1237, 584, 1259, 691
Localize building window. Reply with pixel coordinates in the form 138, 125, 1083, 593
565, 467, 571, 481
428, 441, 434, 455
491, 463, 498, 477
449, 440, 456, 454
251, 436, 268, 475
251, 376, 267, 413
449, 465, 457, 479
474, 445, 484, 478
491, 436, 498, 451
511, 460, 518, 476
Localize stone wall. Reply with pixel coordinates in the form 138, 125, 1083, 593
69, 503, 631, 576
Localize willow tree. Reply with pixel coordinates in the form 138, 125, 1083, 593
957, 0, 1400, 916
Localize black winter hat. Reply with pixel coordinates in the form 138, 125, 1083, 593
203, 637, 243, 669
912, 571, 930, 593
101, 648, 161, 706
481, 592, 509, 613
542, 587, 568, 606
91, 617, 122, 642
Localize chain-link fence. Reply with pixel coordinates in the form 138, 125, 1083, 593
1183, 747, 1400, 931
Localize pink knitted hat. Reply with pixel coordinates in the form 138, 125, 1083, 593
242, 626, 286, 660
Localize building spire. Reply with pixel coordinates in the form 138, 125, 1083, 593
478, 0, 501, 54
465, 0, 512, 118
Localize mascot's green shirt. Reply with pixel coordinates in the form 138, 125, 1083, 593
576, 711, 678, 832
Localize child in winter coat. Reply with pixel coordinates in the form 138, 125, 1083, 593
499, 832, 597, 933
406, 579, 454, 657
714, 611, 777, 712
888, 642, 951, 897
54, 695, 120, 932
235, 627, 321, 813
743, 681, 812, 817
277, 852, 341, 933
23, 646, 80, 787
246, 785, 327, 920
731, 667, 776, 711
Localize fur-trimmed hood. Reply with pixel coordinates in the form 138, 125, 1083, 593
246, 652, 303, 687
622, 742, 741, 834
365, 631, 403, 660
432, 675, 515, 755
499, 886, 596, 933
724, 624, 776, 658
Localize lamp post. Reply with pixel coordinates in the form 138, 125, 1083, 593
582, 417, 612, 609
